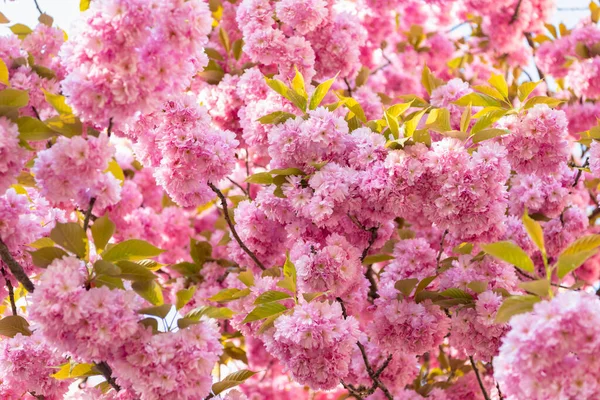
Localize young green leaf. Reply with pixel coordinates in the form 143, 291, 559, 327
50, 222, 87, 259
175, 287, 197, 310
556, 249, 599, 279
102, 239, 164, 262
482, 241, 535, 273
132, 280, 163, 306
91, 215, 115, 253
518, 279, 550, 297
518, 80, 542, 102
238, 270, 255, 287
495, 295, 540, 323
242, 302, 287, 323
488, 74, 509, 99
522, 211, 545, 255
394, 278, 419, 297
116, 261, 157, 282
209, 288, 251, 303
560, 234, 600, 255
309, 74, 337, 110
254, 290, 292, 304
0, 89, 29, 108
29, 246, 68, 268
0, 59, 9, 86
16, 117, 57, 141
137, 304, 172, 319
211, 370, 257, 396
0, 315, 32, 338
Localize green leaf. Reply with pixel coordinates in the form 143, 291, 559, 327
0, 315, 31, 338
471, 109, 508, 134
415, 275, 437, 294
245, 172, 273, 185
91, 215, 115, 253
495, 295, 540, 323
209, 288, 251, 303
421, 64, 443, 95
460, 103, 472, 133
561, 234, 600, 255
309, 74, 337, 110
219, 28, 230, 54
93, 275, 124, 290
105, 159, 124, 186
394, 278, 419, 297
137, 304, 172, 319
385, 109, 400, 138
171, 261, 201, 277
0, 58, 8, 86
467, 281, 487, 294
190, 240, 212, 266
45, 114, 82, 137
556, 249, 599, 279
426, 108, 451, 132
518, 80, 542, 102
93, 260, 121, 276
52, 362, 98, 380
0, 89, 29, 108
10, 24, 32, 39
132, 280, 163, 306
16, 117, 57, 141
184, 305, 235, 322
363, 253, 395, 265
176, 287, 196, 310
258, 111, 296, 125
270, 168, 305, 176
482, 241, 535, 273
454, 92, 503, 108
488, 74, 508, 99
302, 292, 326, 303
204, 47, 224, 61
254, 290, 292, 304
291, 67, 307, 99
50, 222, 87, 259
102, 239, 164, 262
283, 253, 296, 291
242, 302, 287, 323
518, 279, 550, 297
440, 288, 473, 300
340, 96, 366, 123
29, 246, 68, 268
232, 39, 244, 60
523, 211, 545, 255
523, 96, 563, 109
211, 370, 257, 396
265, 77, 306, 111
453, 242, 473, 255
355, 66, 369, 87
471, 128, 509, 143
80, 0, 91, 11
116, 260, 157, 281
42, 90, 72, 115
238, 270, 254, 287
404, 109, 427, 137
139, 318, 158, 332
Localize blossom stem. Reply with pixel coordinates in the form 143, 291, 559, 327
95, 361, 121, 391
208, 182, 266, 270
344, 78, 353, 97
0, 238, 35, 292
33, 0, 43, 15
469, 356, 491, 400
83, 197, 97, 232
572, 159, 589, 187
524, 32, 546, 81
1, 268, 17, 315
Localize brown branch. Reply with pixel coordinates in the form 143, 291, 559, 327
83, 197, 96, 232
572, 159, 589, 187
208, 182, 265, 270
95, 361, 121, 391
107, 118, 113, 137
33, 0, 43, 15
336, 298, 393, 400
437, 230, 448, 267
0, 238, 34, 292
524, 33, 546, 81
1, 268, 17, 315
510, 0, 523, 24
469, 356, 491, 400
344, 78, 353, 98
226, 178, 249, 196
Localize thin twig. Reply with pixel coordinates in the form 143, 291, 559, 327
344, 78, 353, 97
95, 361, 121, 391
496, 381, 505, 400
33, 0, 43, 15
1, 268, 17, 315
437, 230, 448, 267
83, 197, 96, 231
32, 106, 41, 120
227, 178, 249, 196
524, 33, 546, 81
107, 118, 113, 137
447, 21, 469, 33
510, 0, 523, 24
208, 182, 265, 270
469, 356, 491, 400
572, 159, 589, 187
0, 238, 35, 292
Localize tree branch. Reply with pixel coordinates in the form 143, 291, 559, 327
437, 230, 448, 267
95, 361, 121, 391
208, 182, 265, 270
469, 356, 491, 400
33, 0, 43, 15
107, 118, 113, 137
524, 32, 546, 81
0, 238, 35, 292
83, 197, 96, 232
344, 78, 353, 98
510, 0, 523, 24
1, 268, 17, 315
572, 159, 589, 187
